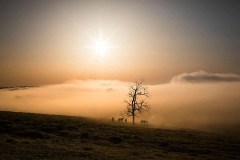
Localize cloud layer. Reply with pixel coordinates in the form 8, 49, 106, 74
1, 72, 240, 131
171, 71, 240, 83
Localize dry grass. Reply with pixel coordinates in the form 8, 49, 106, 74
0, 111, 239, 160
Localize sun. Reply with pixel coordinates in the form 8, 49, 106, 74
94, 39, 109, 54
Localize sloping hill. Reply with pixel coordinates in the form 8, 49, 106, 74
0, 111, 239, 160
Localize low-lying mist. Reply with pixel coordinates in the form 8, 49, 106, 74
1, 71, 240, 131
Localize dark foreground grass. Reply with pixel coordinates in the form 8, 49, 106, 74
0, 111, 239, 160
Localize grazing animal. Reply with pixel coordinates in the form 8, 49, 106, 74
118, 118, 124, 122
141, 120, 148, 125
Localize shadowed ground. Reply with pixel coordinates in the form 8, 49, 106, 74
0, 111, 239, 160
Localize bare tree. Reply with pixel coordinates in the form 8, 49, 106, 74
122, 81, 150, 124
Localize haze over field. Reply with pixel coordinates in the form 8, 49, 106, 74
1, 0, 240, 130
1, 71, 240, 130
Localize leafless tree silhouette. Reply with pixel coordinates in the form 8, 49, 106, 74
122, 81, 150, 124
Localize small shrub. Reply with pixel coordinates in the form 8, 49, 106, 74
81, 132, 89, 139
6, 138, 17, 144
109, 136, 123, 144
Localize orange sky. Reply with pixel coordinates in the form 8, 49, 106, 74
1, 1, 240, 86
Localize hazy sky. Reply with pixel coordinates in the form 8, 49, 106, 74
1, 0, 240, 86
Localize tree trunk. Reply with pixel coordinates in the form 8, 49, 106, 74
132, 113, 135, 124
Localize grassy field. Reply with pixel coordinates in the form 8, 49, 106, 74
0, 111, 239, 160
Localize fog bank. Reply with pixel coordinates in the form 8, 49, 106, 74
1, 73, 240, 130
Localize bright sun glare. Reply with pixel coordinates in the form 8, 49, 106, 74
94, 39, 109, 55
